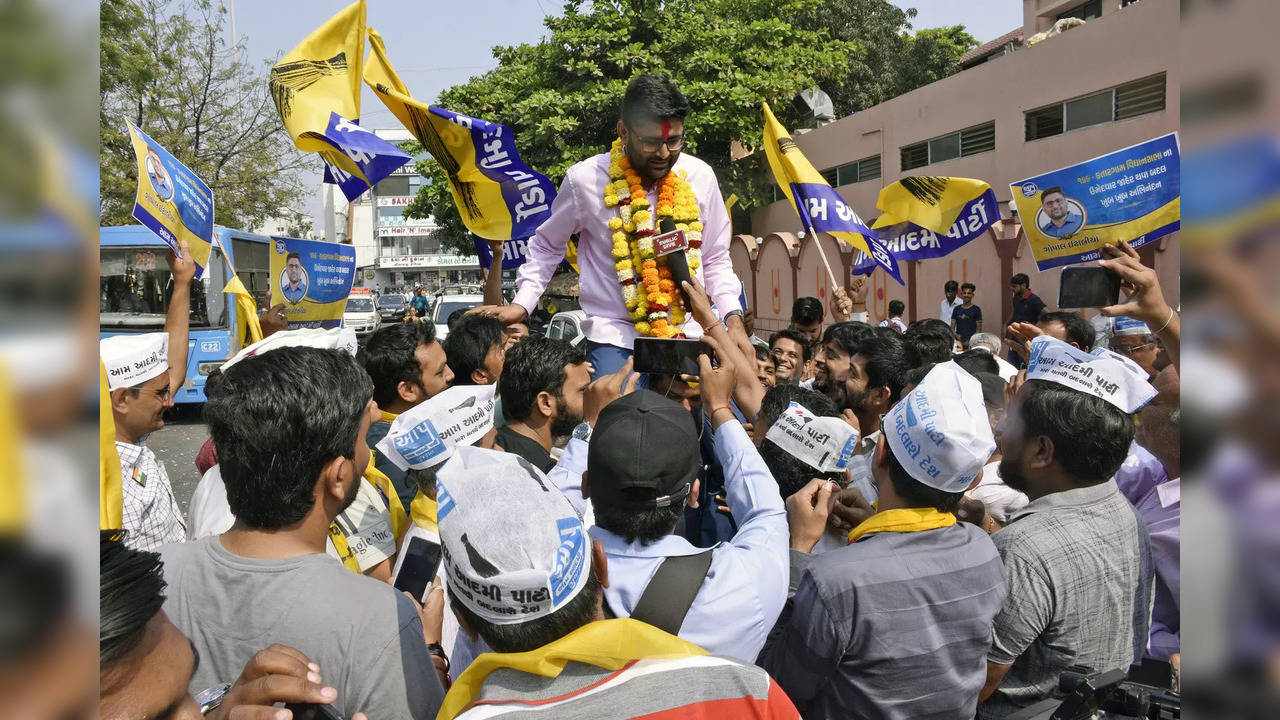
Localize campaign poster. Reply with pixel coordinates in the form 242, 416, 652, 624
125, 119, 214, 278
269, 236, 356, 329
1010, 133, 1180, 271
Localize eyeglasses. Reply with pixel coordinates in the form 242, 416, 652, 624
136, 385, 172, 401
1113, 342, 1158, 356
632, 134, 685, 153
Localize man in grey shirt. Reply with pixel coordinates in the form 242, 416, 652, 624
979, 349, 1155, 718
761, 362, 1007, 719
159, 347, 445, 720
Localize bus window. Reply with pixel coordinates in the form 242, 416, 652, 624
232, 236, 272, 308
100, 246, 227, 330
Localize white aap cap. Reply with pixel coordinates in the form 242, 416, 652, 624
376, 384, 498, 470
765, 402, 860, 473
885, 361, 996, 492
436, 445, 591, 626
1027, 335, 1156, 413
220, 327, 358, 372
1112, 316, 1151, 336
100, 333, 169, 391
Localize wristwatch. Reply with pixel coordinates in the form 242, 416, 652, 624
194, 682, 232, 716
572, 422, 593, 443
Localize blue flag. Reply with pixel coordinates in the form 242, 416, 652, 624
318, 113, 411, 203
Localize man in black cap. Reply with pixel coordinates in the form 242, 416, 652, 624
574, 349, 789, 664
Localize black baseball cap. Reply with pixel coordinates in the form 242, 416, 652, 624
587, 390, 701, 509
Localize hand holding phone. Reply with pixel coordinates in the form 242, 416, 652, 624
633, 337, 715, 377
1058, 266, 1121, 308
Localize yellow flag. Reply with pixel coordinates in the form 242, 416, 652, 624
761, 102, 901, 282
222, 275, 263, 347
876, 177, 994, 235
100, 362, 122, 530
269, 0, 369, 182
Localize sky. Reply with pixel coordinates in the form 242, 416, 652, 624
226, 0, 1023, 229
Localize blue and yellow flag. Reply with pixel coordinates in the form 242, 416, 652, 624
364, 28, 557, 242
762, 102, 901, 283
270, 0, 408, 202
871, 177, 1000, 261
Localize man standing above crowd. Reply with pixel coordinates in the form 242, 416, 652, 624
762, 362, 1007, 719
361, 322, 454, 508
1005, 273, 1045, 367
474, 74, 750, 377
160, 347, 446, 720
939, 279, 962, 325
432, 446, 800, 719
979, 336, 1155, 717
101, 241, 195, 551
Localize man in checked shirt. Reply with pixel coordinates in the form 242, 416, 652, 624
102, 241, 195, 550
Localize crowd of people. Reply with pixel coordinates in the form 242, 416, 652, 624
101, 74, 1180, 720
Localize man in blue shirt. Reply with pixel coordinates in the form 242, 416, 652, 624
1038, 186, 1083, 237
281, 252, 308, 304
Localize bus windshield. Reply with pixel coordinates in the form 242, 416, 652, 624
100, 246, 226, 329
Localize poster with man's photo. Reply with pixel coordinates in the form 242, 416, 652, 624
1010, 133, 1180, 271
269, 236, 356, 329
125, 119, 214, 277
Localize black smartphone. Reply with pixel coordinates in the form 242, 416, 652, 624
1058, 266, 1121, 308
633, 337, 713, 376
284, 704, 344, 720
392, 536, 442, 602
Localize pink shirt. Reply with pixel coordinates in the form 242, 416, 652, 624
513, 152, 743, 349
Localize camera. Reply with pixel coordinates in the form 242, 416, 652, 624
1006, 658, 1179, 719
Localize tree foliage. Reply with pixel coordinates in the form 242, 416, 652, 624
100, 0, 307, 231
398, 0, 976, 254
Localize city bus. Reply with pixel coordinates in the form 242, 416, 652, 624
100, 225, 273, 404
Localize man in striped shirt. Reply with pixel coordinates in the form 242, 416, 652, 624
760, 362, 1007, 719
434, 445, 799, 720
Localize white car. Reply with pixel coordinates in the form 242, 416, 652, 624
430, 293, 486, 341
343, 295, 382, 338
547, 310, 587, 345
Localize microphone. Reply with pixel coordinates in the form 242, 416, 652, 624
660, 218, 694, 311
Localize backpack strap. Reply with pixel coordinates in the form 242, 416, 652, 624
627, 549, 715, 635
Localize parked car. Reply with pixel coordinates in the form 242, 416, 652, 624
377, 293, 410, 322
547, 310, 587, 345
430, 293, 485, 341
343, 296, 382, 339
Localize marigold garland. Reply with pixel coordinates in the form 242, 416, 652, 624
606, 139, 703, 338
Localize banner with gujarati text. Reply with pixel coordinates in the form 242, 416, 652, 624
870, 186, 1001, 261
125, 120, 213, 278
1010, 133, 1180, 271
269, 237, 356, 329
762, 102, 901, 283
364, 28, 556, 241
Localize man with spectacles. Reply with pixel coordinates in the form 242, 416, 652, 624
1109, 319, 1160, 380
473, 74, 750, 378
101, 241, 196, 550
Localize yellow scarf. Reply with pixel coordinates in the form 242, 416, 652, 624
847, 507, 956, 544
438, 618, 706, 720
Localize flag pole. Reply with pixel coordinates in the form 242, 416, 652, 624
805, 222, 840, 288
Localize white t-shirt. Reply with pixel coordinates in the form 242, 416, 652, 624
940, 296, 963, 324
993, 354, 1019, 382
965, 461, 1029, 524
189, 465, 396, 572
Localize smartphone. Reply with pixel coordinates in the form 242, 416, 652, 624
633, 337, 713, 376
1058, 266, 1121, 308
284, 704, 343, 720
392, 536, 442, 602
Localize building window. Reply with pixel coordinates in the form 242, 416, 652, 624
900, 121, 995, 171
1057, 0, 1101, 22
1025, 73, 1166, 140
819, 167, 838, 186
828, 154, 881, 186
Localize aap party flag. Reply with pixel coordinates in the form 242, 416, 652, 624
269, 236, 356, 330
762, 102, 901, 284
364, 28, 557, 243
1010, 133, 1180, 271
870, 177, 1001, 261
125, 120, 214, 278
269, 0, 408, 202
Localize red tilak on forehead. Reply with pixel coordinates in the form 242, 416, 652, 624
661, 119, 671, 141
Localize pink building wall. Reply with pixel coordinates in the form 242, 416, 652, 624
742, 0, 1179, 334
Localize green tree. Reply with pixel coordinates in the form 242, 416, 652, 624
400, 0, 858, 254
100, 0, 307, 231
